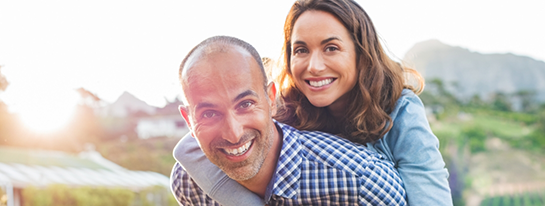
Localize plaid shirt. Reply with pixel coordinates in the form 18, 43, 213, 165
171, 122, 407, 206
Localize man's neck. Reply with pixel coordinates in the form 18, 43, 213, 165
237, 122, 283, 198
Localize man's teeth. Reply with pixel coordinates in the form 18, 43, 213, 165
309, 79, 333, 87
224, 141, 252, 156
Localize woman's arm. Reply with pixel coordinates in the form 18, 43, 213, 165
379, 91, 453, 205
173, 133, 265, 206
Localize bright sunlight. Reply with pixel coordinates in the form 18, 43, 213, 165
15, 88, 79, 133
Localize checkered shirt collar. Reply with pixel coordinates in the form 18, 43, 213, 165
267, 120, 303, 199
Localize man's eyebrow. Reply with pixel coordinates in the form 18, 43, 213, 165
234, 90, 259, 103
194, 90, 257, 111
195, 102, 216, 111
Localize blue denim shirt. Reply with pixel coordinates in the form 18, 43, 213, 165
366, 89, 452, 205
171, 89, 452, 206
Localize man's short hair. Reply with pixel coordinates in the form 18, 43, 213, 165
179, 36, 267, 88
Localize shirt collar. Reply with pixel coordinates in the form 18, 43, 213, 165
263, 120, 302, 201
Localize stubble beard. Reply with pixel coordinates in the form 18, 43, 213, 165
208, 129, 274, 181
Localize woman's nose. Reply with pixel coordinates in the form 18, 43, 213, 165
307, 52, 326, 75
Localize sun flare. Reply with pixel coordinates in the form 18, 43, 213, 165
16, 89, 79, 133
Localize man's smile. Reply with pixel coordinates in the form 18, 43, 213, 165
221, 140, 253, 156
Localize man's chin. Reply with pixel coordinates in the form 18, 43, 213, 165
220, 163, 259, 181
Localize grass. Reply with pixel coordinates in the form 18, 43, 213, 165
432, 113, 528, 139
480, 191, 545, 206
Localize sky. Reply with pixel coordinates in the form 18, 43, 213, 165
1, 0, 544, 114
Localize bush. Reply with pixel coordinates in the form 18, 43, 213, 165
22, 185, 134, 206
479, 191, 545, 206
461, 126, 487, 153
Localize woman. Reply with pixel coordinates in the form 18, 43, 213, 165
176, 0, 452, 205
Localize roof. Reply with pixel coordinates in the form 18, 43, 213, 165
0, 146, 107, 169
0, 146, 170, 190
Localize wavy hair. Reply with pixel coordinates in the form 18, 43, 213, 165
274, 0, 424, 144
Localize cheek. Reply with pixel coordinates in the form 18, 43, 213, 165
246, 109, 272, 133
345, 66, 358, 87
341, 60, 357, 80
336, 61, 358, 89
193, 126, 214, 146
290, 59, 304, 77
290, 64, 306, 85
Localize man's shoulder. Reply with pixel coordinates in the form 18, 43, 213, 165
170, 163, 220, 206
277, 122, 383, 174
274, 123, 408, 205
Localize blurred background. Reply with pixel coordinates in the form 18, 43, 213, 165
1, 0, 544, 205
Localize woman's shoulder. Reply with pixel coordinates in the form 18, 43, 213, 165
381, 89, 438, 161
390, 89, 425, 121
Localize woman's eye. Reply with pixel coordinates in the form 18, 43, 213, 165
325, 46, 339, 52
202, 111, 217, 118
294, 47, 308, 54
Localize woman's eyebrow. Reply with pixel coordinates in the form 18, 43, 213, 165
321, 36, 341, 45
292, 40, 307, 46
292, 36, 341, 46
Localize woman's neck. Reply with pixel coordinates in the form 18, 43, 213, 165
327, 93, 351, 119
327, 105, 344, 119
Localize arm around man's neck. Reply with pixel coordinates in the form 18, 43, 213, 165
173, 133, 265, 206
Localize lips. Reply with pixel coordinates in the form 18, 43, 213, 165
306, 78, 336, 88
222, 140, 253, 156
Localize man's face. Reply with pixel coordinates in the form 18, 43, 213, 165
180, 46, 277, 181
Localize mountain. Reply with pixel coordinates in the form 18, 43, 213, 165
403, 39, 545, 102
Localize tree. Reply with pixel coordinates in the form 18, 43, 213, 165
491, 92, 512, 112
68, 88, 106, 149
0, 66, 14, 146
0, 66, 8, 92
76, 87, 104, 108
514, 90, 537, 113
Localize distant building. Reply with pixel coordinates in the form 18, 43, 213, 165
98, 91, 157, 118
0, 146, 171, 206
136, 114, 188, 139
135, 97, 188, 139
97, 92, 188, 139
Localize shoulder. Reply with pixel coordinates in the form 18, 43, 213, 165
390, 89, 426, 121
382, 89, 441, 163
170, 163, 220, 206
274, 123, 407, 205
173, 132, 200, 163
277, 122, 391, 175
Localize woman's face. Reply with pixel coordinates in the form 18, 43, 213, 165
290, 10, 358, 112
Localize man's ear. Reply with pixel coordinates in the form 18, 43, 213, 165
179, 105, 195, 137
267, 82, 277, 116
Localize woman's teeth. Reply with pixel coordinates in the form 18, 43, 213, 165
224, 141, 252, 156
309, 78, 333, 87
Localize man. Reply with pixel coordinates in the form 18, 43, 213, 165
171, 36, 407, 206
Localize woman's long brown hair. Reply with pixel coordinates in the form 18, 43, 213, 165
273, 0, 424, 144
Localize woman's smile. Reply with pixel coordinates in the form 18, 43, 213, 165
290, 10, 358, 109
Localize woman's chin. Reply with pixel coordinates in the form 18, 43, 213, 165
308, 99, 332, 108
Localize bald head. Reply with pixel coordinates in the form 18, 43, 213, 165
176, 37, 281, 187
179, 36, 267, 90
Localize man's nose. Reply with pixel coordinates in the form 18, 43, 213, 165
308, 52, 326, 75
222, 114, 244, 144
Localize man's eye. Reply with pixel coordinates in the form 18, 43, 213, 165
202, 111, 217, 118
239, 101, 254, 109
